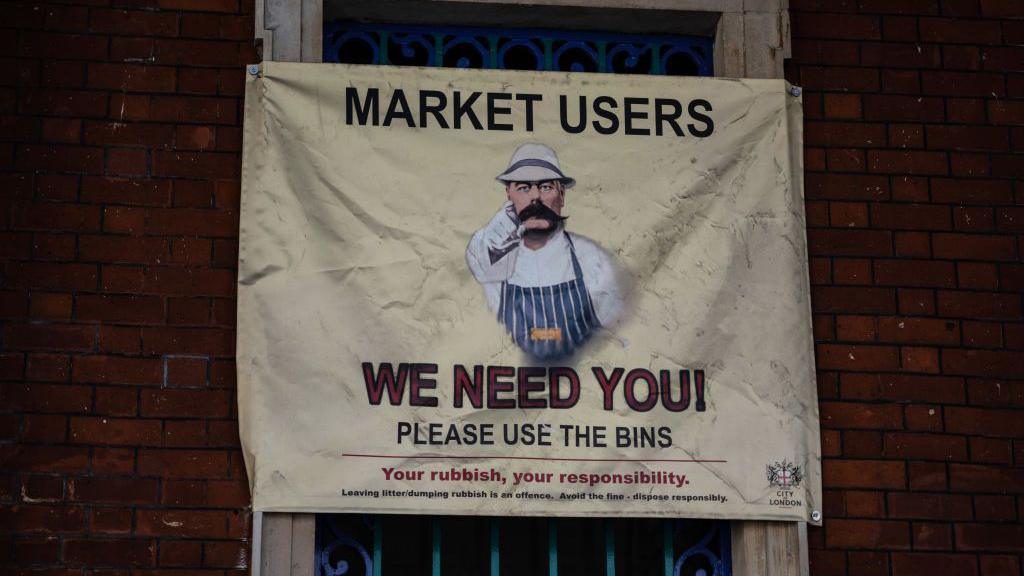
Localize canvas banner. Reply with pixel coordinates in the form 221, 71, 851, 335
239, 62, 821, 523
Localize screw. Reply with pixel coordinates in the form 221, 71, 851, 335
789, 85, 802, 97
811, 510, 822, 522
247, 64, 260, 76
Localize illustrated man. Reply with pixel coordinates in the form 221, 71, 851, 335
466, 143, 622, 359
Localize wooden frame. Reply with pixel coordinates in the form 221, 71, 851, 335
251, 1, 806, 574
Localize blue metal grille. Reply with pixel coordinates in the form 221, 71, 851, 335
323, 22, 714, 76
317, 19, 723, 576
316, 515, 731, 576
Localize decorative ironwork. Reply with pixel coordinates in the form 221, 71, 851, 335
324, 22, 714, 76
316, 515, 731, 576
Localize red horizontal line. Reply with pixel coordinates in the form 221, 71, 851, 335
343, 453, 727, 463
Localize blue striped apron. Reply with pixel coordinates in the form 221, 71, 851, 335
498, 235, 599, 359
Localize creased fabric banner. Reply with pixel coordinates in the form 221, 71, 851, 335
239, 62, 821, 523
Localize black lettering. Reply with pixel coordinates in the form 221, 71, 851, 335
383, 89, 415, 128
655, 98, 685, 136
515, 93, 542, 131
688, 99, 714, 137
346, 87, 379, 126
624, 97, 650, 136
591, 96, 619, 135
419, 90, 449, 128
559, 95, 586, 134
487, 92, 513, 131
454, 91, 483, 129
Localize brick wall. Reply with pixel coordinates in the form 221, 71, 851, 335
787, 1, 1024, 575
1, 0, 255, 572
2, 0, 1023, 574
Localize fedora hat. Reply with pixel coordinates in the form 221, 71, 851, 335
496, 143, 576, 189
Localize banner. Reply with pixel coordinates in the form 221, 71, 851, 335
239, 62, 821, 522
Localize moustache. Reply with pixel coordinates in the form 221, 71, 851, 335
517, 201, 568, 225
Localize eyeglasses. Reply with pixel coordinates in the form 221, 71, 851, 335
510, 181, 561, 194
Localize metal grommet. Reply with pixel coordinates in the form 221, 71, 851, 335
247, 64, 260, 76
810, 510, 822, 522
789, 86, 802, 97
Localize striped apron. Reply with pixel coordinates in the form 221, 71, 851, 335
498, 235, 599, 359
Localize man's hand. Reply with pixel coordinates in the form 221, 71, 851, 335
484, 201, 523, 264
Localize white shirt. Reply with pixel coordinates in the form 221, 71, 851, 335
466, 221, 623, 327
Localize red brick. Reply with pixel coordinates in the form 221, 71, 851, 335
868, 150, 948, 175
94, 385, 138, 416
836, 315, 877, 341
950, 464, 1024, 493
84, 121, 175, 148
72, 355, 162, 385
106, 147, 148, 176
967, 379, 1024, 407
877, 317, 959, 345
946, 406, 1024, 437
76, 294, 164, 324
956, 523, 1024, 552
70, 416, 162, 446
862, 43, 941, 68
63, 538, 155, 567
140, 267, 235, 296
13, 201, 100, 232
817, 344, 900, 371
98, 325, 142, 355
68, 477, 159, 504
0, 504, 85, 533
89, 9, 179, 37
30, 293, 72, 320
875, 260, 956, 288
813, 286, 897, 314
81, 176, 171, 206
963, 320, 1002, 349
833, 258, 872, 284
149, 96, 237, 124
971, 437, 1013, 465
954, 207, 995, 232
932, 178, 1014, 205
922, 71, 1005, 97
885, 432, 968, 460
806, 173, 889, 201
80, 236, 169, 265
141, 389, 230, 417
88, 63, 176, 93
888, 123, 924, 148
793, 13, 881, 39
825, 519, 911, 549
933, 233, 1017, 261
137, 449, 230, 478
901, 346, 940, 373
989, 100, 1024, 126
1, 382, 90, 414
937, 291, 1022, 320
19, 32, 108, 61
5, 324, 94, 352
801, 66, 880, 92
889, 493, 973, 520
943, 45, 982, 70
863, 95, 945, 122
824, 460, 906, 489
892, 553, 977, 576
160, 540, 203, 566
821, 401, 902, 429
928, 126, 1010, 151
